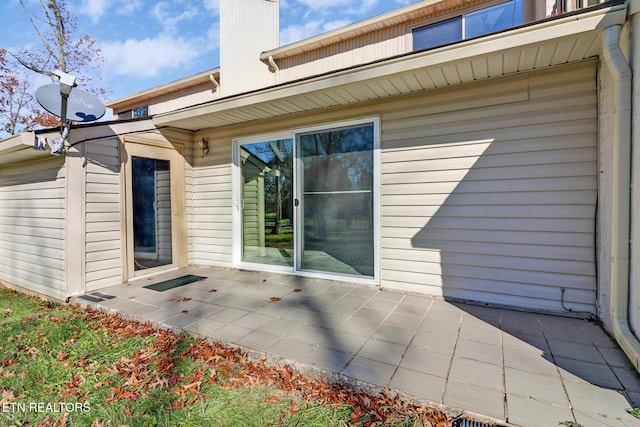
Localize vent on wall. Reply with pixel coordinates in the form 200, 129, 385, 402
453, 419, 502, 427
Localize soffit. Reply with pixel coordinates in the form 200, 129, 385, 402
153, 4, 625, 132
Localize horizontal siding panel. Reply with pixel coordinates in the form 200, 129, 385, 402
383, 133, 599, 159
193, 237, 232, 247
381, 216, 594, 233
0, 264, 65, 292
84, 272, 122, 288
382, 237, 594, 262
383, 252, 593, 276
379, 62, 596, 313
381, 147, 596, 174
86, 258, 121, 273
0, 235, 64, 251
406, 228, 594, 247
383, 191, 595, 206
86, 240, 120, 252
86, 192, 120, 204
382, 162, 597, 185
0, 224, 64, 240
381, 204, 595, 219
85, 183, 119, 194
86, 230, 120, 243
0, 157, 66, 296
86, 221, 120, 233
192, 215, 233, 225
382, 119, 597, 150
0, 247, 65, 270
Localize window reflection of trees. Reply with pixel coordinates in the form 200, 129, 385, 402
300, 124, 375, 276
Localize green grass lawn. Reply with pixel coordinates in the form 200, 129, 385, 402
0, 288, 449, 427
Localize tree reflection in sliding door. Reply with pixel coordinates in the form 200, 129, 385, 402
240, 139, 294, 267
298, 124, 374, 277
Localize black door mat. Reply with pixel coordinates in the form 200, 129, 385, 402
78, 292, 116, 303
143, 275, 207, 292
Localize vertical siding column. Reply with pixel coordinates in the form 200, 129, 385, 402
65, 143, 86, 296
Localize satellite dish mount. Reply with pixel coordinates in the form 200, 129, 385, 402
35, 70, 106, 156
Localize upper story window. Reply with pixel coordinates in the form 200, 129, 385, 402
413, 0, 524, 51
132, 105, 149, 118
118, 105, 149, 120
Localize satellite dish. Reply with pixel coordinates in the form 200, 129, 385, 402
36, 84, 106, 122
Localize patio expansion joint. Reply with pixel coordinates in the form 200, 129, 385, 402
440, 306, 463, 404
498, 323, 509, 425
383, 299, 434, 390
539, 317, 581, 425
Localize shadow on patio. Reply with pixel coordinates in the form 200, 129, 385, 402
76, 266, 640, 427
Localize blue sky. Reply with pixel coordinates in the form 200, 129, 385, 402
1, 0, 420, 104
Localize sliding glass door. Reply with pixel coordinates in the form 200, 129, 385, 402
298, 124, 375, 277
234, 119, 378, 282
239, 138, 294, 268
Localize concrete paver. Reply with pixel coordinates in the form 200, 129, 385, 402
75, 266, 640, 427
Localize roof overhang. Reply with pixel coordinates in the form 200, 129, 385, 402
0, 132, 49, 166
154, 2, 627, 132
107, 68, 221, 111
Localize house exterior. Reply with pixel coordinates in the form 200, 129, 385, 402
1, 0, 639, 368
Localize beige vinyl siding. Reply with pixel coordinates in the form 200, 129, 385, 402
380, 60, 597, 313
84, 138, 122, 291
277, 23, 407, 83
0, 157, 67, 299
191, 141, 233, 266
191, 61, 596, 314
156, 169, 172, 261
147, 83, 219, 117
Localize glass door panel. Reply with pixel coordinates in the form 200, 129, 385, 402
240, 139, 294, 267
132, 156, 173, 271
298, 124, 374, 277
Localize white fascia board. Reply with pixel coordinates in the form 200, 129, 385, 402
0, 132, 36, 154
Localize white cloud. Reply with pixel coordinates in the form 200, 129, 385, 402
202, 0, 220, 15
77, 0, 108, 23
293, 0, 378, 14
76, 0, 143, 23
151, 1, 200, 33
101, 35, 203, 78
117, 0, 144, 15
280, 19, 351, 45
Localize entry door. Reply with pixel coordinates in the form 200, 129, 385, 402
125, 144, 185, 278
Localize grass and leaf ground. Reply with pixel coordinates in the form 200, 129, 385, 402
0, 288, 451, 426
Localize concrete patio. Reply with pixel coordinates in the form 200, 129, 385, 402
74, 266, 640, 427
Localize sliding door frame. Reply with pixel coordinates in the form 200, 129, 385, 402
232, 117, 380, 285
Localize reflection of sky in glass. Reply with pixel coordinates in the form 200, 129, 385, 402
300, 125, 374, 191
413, 17, 462, 50
413, 0, 524, 51
466, 0, 524, 38
242, 139, 293, 166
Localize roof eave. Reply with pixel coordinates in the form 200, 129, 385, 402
155, 3, 626, 131
106, 68, 221, 110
